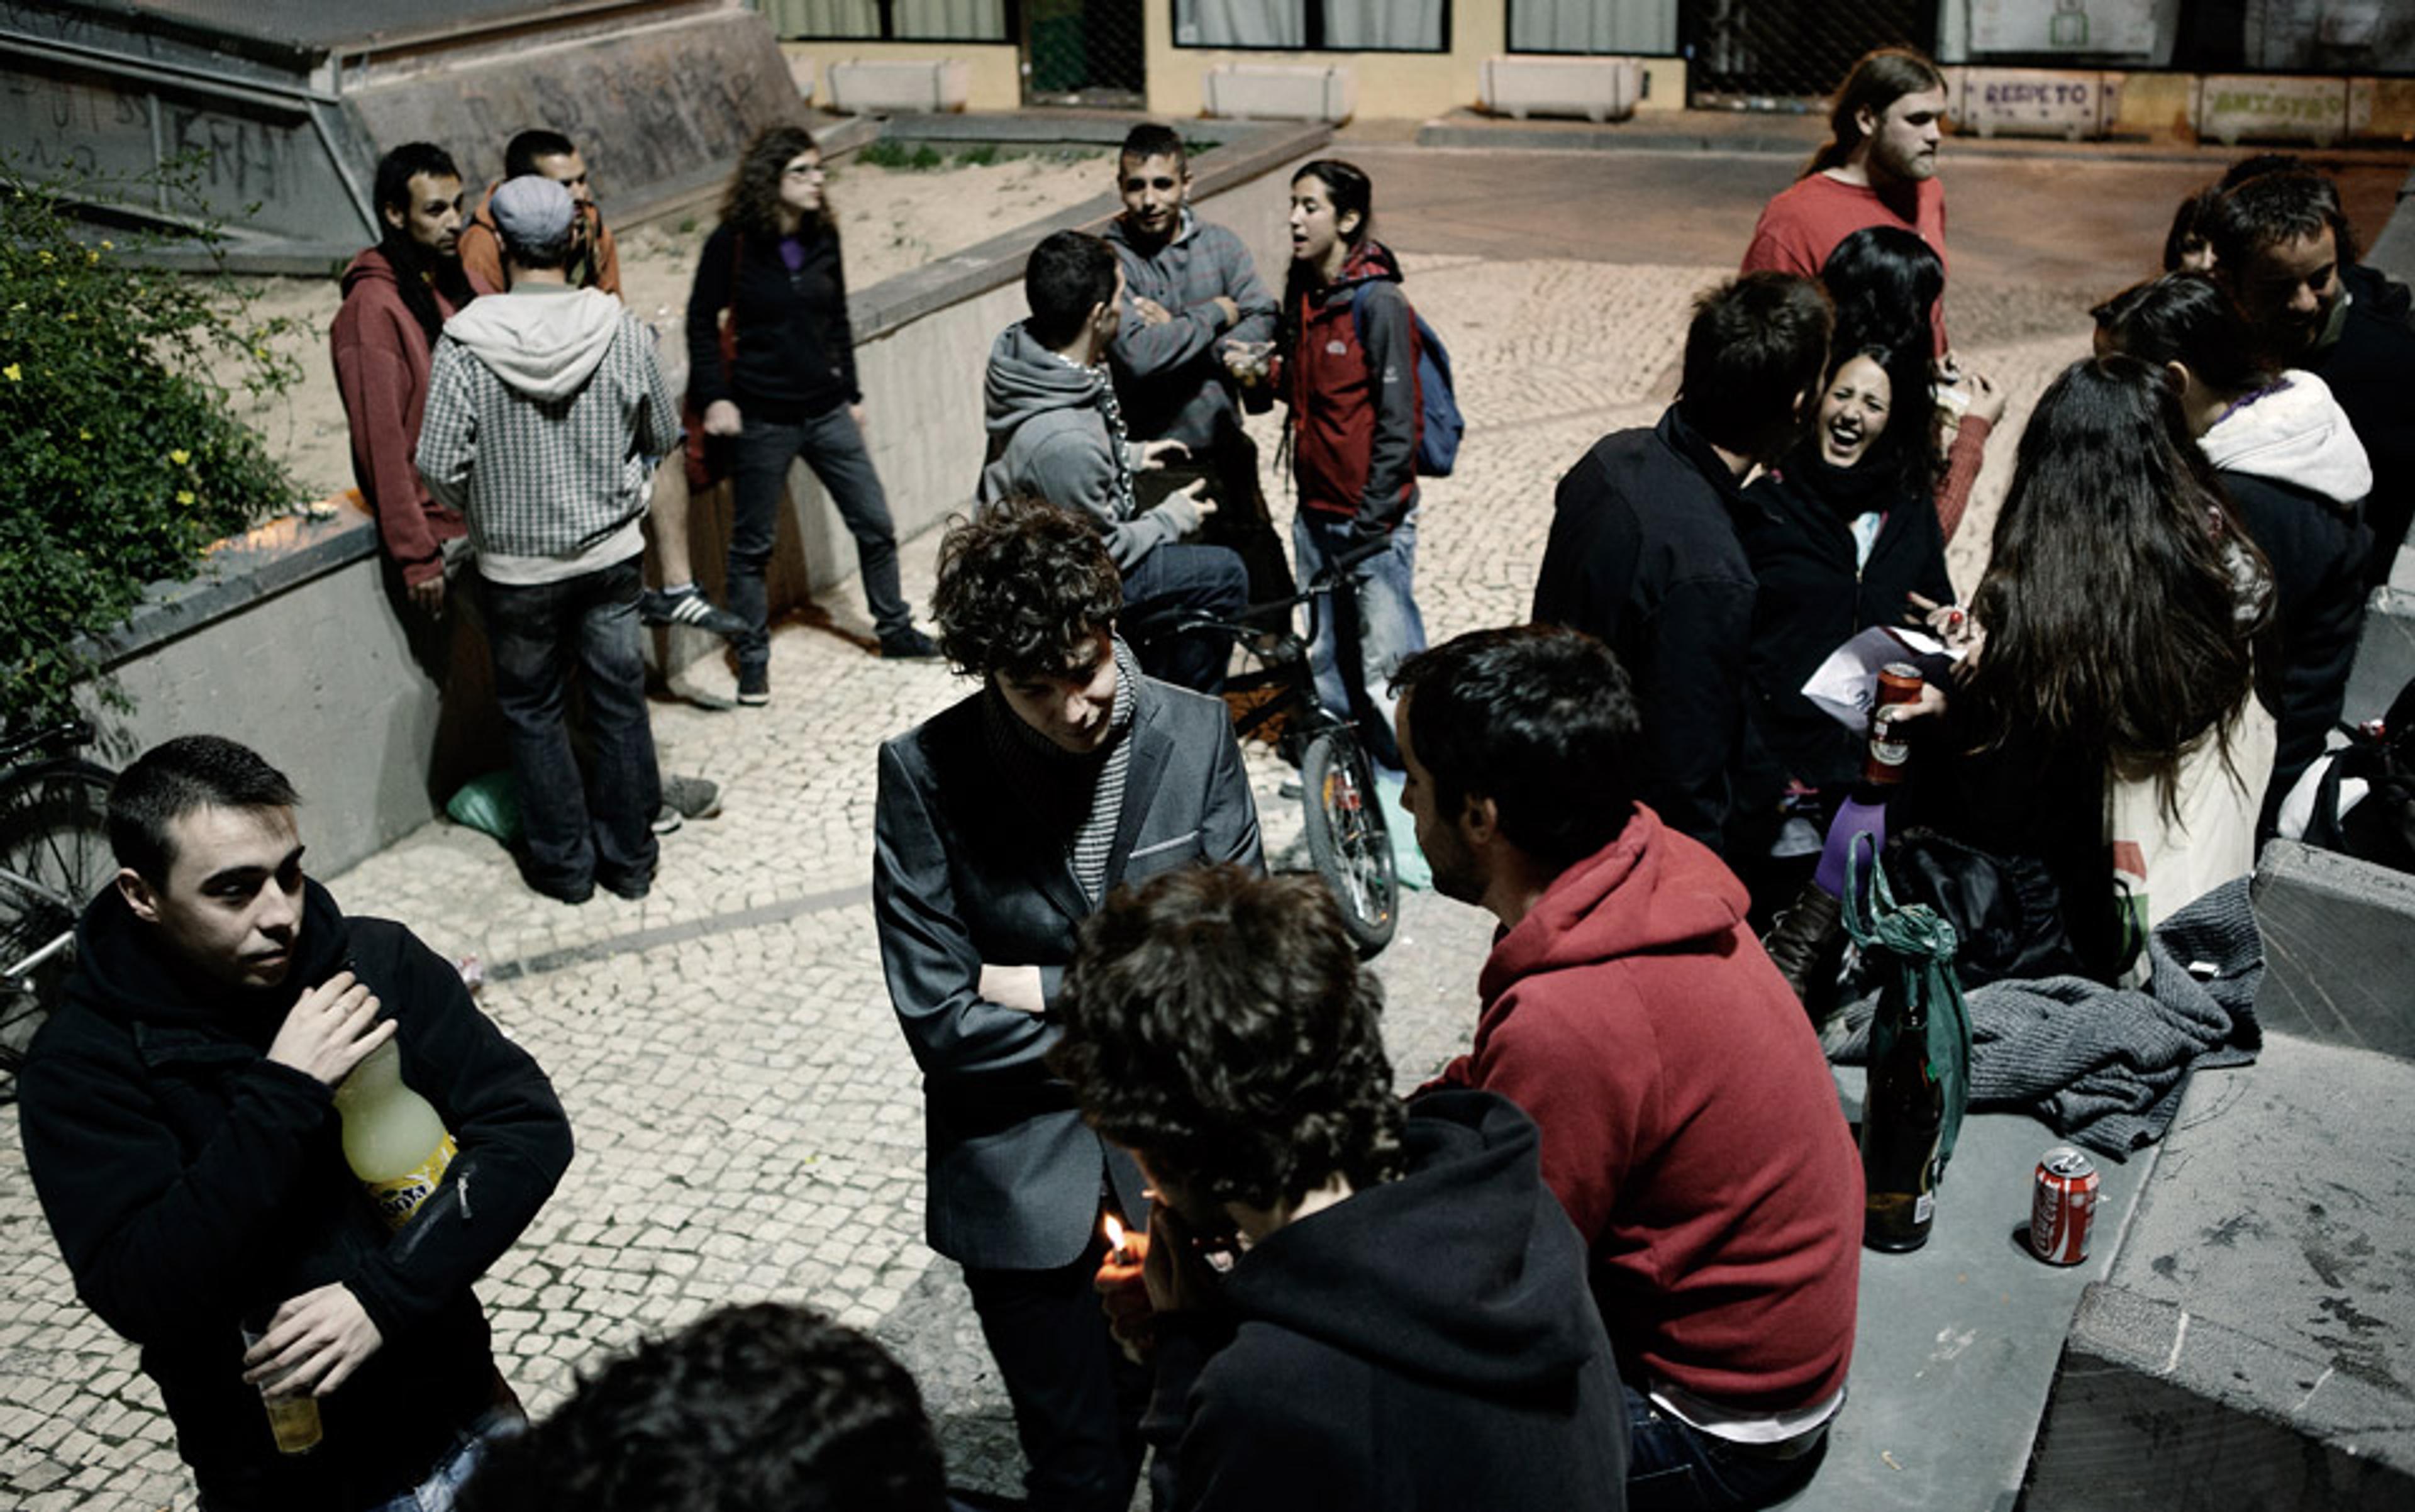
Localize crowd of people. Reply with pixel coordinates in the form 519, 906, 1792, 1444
14, 40, 2414, 1512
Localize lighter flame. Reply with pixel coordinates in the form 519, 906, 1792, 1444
1102, 1213, 1127, 1253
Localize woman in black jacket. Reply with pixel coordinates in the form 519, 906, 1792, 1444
687, 125, 936, 703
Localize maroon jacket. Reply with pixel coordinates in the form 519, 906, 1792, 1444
330, 249, 489, 586
1428, 806, 1863, 1412
1281, 238, 1421, 530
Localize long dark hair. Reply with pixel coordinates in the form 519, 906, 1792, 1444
1807, 342, 1937, 505
1965, 357, 2268, 814
1822, 225, 1941, 365
1806, 48, 1945, 177
722, 123, 837, 240
2090, 272, 2275, 400
1279, 159, 1376, 357
372, 142, 474, 345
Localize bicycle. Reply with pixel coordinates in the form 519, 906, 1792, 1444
1, 721, 117, 1096
1170, 538, 1400, 957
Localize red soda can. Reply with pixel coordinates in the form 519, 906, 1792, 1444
2028, 1145, 2099, 1265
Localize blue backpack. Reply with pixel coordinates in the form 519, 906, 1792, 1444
1350, 284, 1463, 477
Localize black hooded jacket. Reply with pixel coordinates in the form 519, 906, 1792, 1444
1738, 450, 1956, 791
1144, 1090, 1628, 1511
16, 879, 573, 1510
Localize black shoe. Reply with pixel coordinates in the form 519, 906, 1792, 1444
642, 585, 748, 638
599, 869, 652, 901
878, 626, 942, 661
1762, 882, 1846, 1018
736, 664, 770, 706
528, 876, 594, 906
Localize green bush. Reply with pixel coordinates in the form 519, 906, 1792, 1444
0, 160, 300, 725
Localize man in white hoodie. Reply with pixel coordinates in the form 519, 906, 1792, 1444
417, 175, 680, 904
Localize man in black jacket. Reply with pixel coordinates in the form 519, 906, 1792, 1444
1060, 866, 1628, 1512
1533, 273, 1833, 856
17, 736, 573, 1512
2208, 166, 2415, 588
872, 499, 1260, 1512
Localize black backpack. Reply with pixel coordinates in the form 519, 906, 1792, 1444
2304, 675, 2415, 874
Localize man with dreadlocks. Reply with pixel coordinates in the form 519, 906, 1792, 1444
333, 142, 493, 624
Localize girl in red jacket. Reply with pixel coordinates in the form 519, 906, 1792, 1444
1276, 160, 1428, 771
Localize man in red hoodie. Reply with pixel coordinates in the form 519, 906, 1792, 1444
1392, 625, 1862, 1511
331, 143, 491, 623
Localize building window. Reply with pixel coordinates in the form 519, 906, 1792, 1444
1173, 0, 1448, 53
765, 0, 1013, 43
1506, 0, 1676, 56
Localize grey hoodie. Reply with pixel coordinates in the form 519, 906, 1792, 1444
976, 321, 1201, 570
2200, 368, 2373, 508
419, 285, 680, 570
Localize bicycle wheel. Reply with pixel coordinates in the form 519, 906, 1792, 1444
1, 757, 116, 1077
1299, 731, 1399, 958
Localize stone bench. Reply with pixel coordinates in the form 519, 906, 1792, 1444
2021, 1031, 2415, 1509
2252, 840, 2415, 1060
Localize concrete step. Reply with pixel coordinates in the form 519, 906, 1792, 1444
1784, 1077, 2160, 1511
2023, 1031, 2415, 1509
2251, 841, 2415, 1061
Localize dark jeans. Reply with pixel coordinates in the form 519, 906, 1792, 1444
1135, 420, 1292, 611
728, 404, 909, 664
479, 559, 660, 897
1122, 541, 1248, 694
1624, 1382, 1830, 1512
1294, 508, 1425, 772
961, 1236, 1148, 1512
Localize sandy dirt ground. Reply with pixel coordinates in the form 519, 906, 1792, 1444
228, 147, 1115, 503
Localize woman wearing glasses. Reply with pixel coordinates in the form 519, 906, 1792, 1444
687, 125, 937, 704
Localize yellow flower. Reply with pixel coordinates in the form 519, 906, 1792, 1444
176, 489, 196, 505
100, 238, 114, 250
79, 429, 92, 441
86, 249, 100, 265
169, 448, 191, 466
3, 363, 19, 382
36, 249, 52, 264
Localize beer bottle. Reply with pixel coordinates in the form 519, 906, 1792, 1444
1860, 984, 1943, 1252
333, 1037, 456, 1230
1862, 663, 1924, 787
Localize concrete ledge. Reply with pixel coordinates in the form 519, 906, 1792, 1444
2345, 586, 2414, 726
2024, 1031, 2415, 1509
2251, 841, 2415, 1060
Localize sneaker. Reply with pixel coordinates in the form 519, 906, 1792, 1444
642, 584, 748, 638
878, 626, 942, 661
736, 664, 770, 706
652, 775, 723, 834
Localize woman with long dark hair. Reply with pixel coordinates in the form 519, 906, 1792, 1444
2092, 270, 2370, 831
1907, 357, 2275, 981
686, 125, 936, 704
1274, 158, 1426, 769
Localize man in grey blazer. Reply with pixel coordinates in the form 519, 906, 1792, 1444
873, 497, 1262, 1512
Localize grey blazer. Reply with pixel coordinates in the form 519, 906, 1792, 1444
874, 672, 1262, 1270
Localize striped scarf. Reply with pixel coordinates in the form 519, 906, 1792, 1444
1052, 349, 1138, 523
982, 637, 1143, 906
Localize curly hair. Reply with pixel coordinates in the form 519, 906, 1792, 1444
721, 123, 836, 240
1965, 356, 2268, 820
458, 1303, 947, 1512
932, 498, 1123, 681
1052, 866, 1406, 1218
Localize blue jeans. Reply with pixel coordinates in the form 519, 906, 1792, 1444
1293, 508, 1426, 772
1121, 541, 1248, 693
728, 404, 909, 664
1623, 1382, 1829, 1511
479, 559, 660, 898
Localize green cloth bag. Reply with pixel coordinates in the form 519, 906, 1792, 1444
444, 769, 523, 847
1843, 835, 1975, 1172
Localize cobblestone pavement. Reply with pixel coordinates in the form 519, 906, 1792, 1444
0, 141, 2317, 1507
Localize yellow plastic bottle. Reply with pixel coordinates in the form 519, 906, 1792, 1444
333, 1037, 456, 1230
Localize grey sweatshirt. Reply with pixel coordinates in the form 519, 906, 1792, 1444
976, 321, 1202, 570
1104, 209, 1277, 447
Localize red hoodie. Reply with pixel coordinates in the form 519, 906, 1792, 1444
330, 248, 488, 587
1430, 804, 1863, 1413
